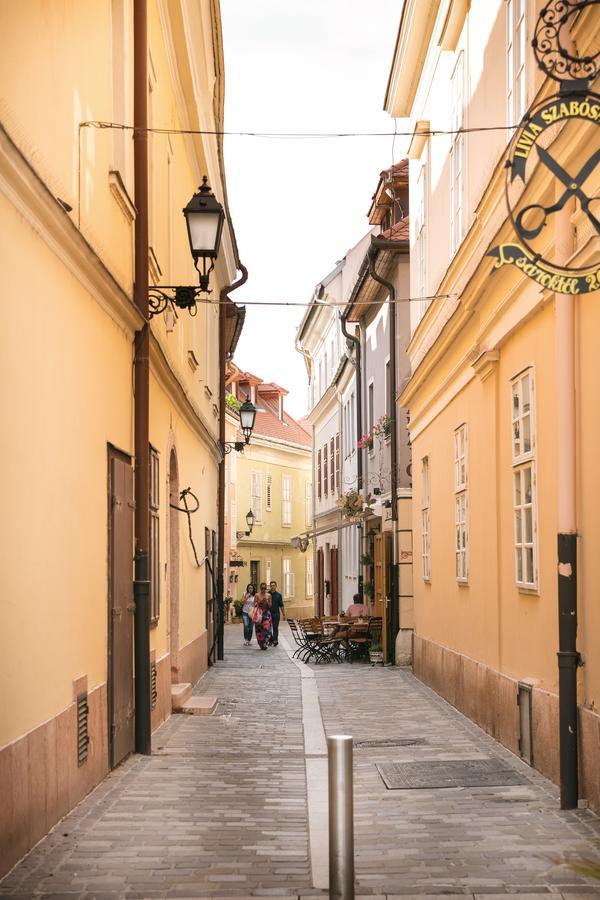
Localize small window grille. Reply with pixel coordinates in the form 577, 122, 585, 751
151, 661, 158, 710
77, 691, 89, 767
517, 682, 533, 766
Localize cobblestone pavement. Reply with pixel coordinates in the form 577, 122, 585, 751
1, 622, 600, 899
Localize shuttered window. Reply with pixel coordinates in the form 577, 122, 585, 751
335, 434, 340, 495
330, 438, 335, 494
150, 446, 160, 623
323, 445, 328, 497
306, 557, 314, 597
266, 474, 272, 511
317, 450, 322, 500
283, 558, 295, 598
305, 482, 312, 525
282, 475, 292, 527
251, 470, 263, 523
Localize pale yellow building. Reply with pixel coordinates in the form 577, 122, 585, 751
227, 368, 314, 619
0, 0, 243, 874
387, 1, 600, 809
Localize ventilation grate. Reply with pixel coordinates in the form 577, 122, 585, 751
355, 738, 427, 749
151, 661, 158, 710
76, 692, 89, 767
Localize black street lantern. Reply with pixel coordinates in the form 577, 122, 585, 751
246, 509, 255, 532
182, 176, 225, 292
239, 399, 257, 444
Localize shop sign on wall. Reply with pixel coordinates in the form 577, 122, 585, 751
489, 0, 600, 293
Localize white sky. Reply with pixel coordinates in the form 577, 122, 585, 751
220, 0, 403, 419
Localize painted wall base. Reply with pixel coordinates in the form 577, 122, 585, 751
395, 627, 414, 667
0, 636, 210, 880
413, 633, 600, 813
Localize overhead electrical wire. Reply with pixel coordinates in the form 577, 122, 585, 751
157, 292, 458, 307
81, 120, 521, 139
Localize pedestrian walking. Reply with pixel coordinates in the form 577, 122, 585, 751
252, 583, 273, 650
241, 583, 256, 646
268, 580, 285, 646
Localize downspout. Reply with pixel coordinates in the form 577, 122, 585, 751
555, 125, 579, 809
340, 310, 363, 599
368, 241, 399, 664
217, 264, 248, 661
133, 0, 151, 755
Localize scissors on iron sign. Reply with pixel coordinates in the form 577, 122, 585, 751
515, 145, 600, 241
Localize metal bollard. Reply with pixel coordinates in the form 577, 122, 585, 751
327, 735, 354, 900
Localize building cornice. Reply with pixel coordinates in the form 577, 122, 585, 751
0, 122, 144, 337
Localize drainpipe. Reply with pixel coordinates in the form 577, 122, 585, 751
555, 145, 579, 810
368, 241, 399, 664
133, 0, 151, 755
340, 310, 363, 599
217, 264, 248, 661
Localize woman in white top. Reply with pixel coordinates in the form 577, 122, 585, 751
241, 583, 256, 645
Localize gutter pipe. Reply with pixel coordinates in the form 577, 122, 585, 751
133, 0, 151, 755
217, 264, 248, 661
367, 239, 399, 664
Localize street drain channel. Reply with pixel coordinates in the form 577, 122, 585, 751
354, 738, 427, 749
376, 758, 528, 790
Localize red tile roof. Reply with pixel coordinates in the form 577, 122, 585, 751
253, 406, 312, 447
379, 215, 410, 241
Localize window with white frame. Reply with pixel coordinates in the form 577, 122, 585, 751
511, 369, 537, 587
368, 381, 374, 452
454, 424, 468, 581
422, 457, 431, 580
283, 558, 295, 598
282, 475, 292, 527
266, 474, 272, 512
450, 53, 465, 255
507, 0, 526, 127
306, 557, 314, 597
251, 470, 262, 524
265, 558, 272, 584
305, 481, 312, 525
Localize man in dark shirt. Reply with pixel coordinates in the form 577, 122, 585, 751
268, 580, 285, 646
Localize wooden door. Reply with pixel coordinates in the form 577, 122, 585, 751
108, 449, 135, 768
317, 548, 324, 616
373, 534, 389, 660
330, 547, 338, 615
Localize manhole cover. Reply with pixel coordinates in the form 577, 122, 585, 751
376, 758, 528, 790
355, 738, 427, 749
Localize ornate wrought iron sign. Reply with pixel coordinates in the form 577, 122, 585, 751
489, 0, 600, 293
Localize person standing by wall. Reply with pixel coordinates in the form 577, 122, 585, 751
253, 583, 273, 650
242, 583, 256, 646
269, 580, 285, 646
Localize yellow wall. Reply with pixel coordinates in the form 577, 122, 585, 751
0, 0, 235, 748
235, 437, 313, 614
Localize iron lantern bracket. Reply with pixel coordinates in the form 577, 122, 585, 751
222, 441, 246, 455
148, 285, 209, 319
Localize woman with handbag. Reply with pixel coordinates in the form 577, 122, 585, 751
241, 583, 256, 646
252, 583, 273, 651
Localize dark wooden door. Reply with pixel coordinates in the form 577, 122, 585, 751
330, 547, 338, 615
108, 449, 135, 768
317, 548, 324, 616
250, 560, 260, 587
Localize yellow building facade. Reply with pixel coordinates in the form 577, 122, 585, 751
228, 369, 314, 620
387, 1, 600, 810
0, 0, 242, 874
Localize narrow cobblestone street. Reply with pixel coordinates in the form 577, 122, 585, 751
2, 623, 600, 900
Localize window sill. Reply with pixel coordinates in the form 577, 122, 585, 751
517, 585, 540, 597
422, 577, 431, 584
457, 579, 469, 587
